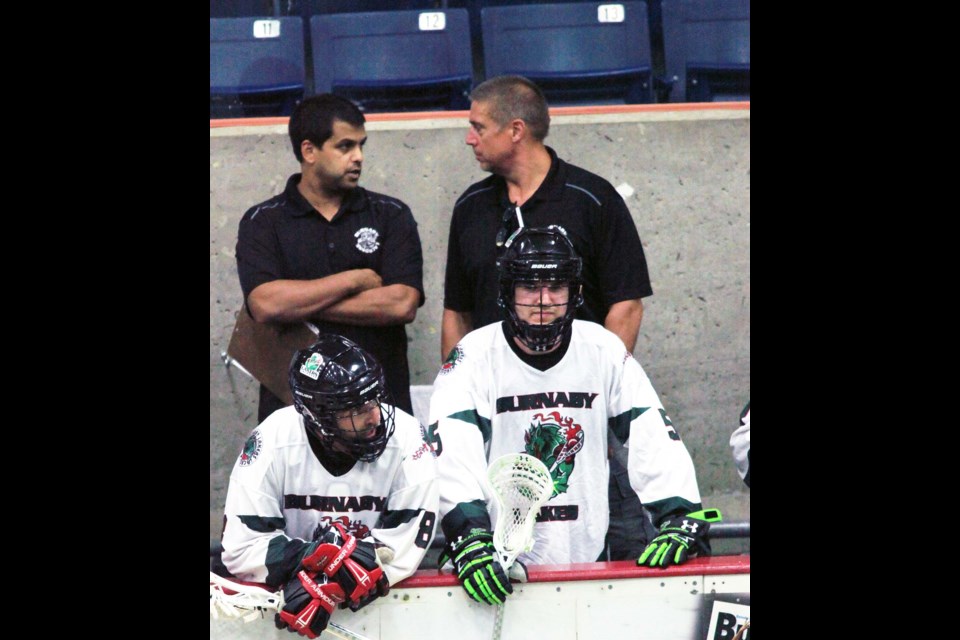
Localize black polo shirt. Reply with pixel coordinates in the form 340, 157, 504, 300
443, 147, 652, 330
236, 173, 425, 413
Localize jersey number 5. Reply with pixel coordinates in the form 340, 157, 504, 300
424, 421, 443, 456
659, 408, 680, 441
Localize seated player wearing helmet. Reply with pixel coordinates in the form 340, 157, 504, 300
427, 226, 718, 606
213, 334, 439, 639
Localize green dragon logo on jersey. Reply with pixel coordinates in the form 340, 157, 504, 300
239, 429, 262, 467
524, 411, 584, 497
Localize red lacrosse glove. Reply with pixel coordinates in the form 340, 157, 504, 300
301, 522, 385, 605
274, 570, 345, 639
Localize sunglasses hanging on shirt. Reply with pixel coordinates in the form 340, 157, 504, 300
496, 204, 525, 254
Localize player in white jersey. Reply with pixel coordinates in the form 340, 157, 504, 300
213, 334, 439, 638
730, 401, 751, 487
427, 226, 719, 606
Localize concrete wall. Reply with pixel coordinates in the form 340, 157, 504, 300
210, 106, 750, 542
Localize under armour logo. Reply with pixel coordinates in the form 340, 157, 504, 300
679, 520, 699, 533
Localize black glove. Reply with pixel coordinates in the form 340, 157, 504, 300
303, 522, 386, 605
335, 534, 387, 604
442, 528, 513, 605
344, 572, 390, 612
637, 508, 722, 568
274, 570, 345, 639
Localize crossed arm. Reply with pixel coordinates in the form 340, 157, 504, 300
248, 269, 420, 327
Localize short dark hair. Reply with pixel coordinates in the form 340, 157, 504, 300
288, 94, 365, 162
469, 75, 550, 141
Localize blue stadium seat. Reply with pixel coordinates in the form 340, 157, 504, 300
479, 2, 654, 105
210, 16, 306, 119
210, 0, 277, 18
286, 1, 438, 14
661, 0, 750, 103
308, 9, 474, 113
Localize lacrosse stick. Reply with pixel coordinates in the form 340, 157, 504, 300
210, 571, 374, 640
487, 453, 554, 640
548, 433, 583, 474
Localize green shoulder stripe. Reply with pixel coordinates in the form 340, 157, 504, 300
608, 406, 650, 444
448, 409, 492, 443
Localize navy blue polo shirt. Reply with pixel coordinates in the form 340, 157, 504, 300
236, 173, 425, 411
443, 147, 652, 330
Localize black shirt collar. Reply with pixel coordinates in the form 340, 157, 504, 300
305, 426, 358, 476
284, 173, 368, 219
495, 146, 566, 209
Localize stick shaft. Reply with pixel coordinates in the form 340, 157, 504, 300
327, 621, 374, 640
491, 604, 505, 640
486, 454, 552, 640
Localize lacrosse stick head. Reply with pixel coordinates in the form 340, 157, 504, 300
210, 571, 376, 640
488, 453, 553, 570
209, 571, 281, 622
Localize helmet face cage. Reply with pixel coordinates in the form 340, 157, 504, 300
289, 335, 396, 462
497, 226, 584, 351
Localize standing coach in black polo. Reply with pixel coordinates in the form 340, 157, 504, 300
236, 94, 424, 423
440, 75, 656, 562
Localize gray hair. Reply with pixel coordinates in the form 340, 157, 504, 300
469, 75, 550, 141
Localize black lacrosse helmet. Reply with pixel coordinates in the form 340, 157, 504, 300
497, 225, 584, 351
288, 334, 396, 462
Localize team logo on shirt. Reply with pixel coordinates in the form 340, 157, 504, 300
354, 227, 380, 253
524, 411, 584, 497
239, 429, 263, 467
312, 515, 372, 541
412, 440, 434, 460
439, 345, 464, 375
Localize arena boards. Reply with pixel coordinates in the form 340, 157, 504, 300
210, 555, 750, 640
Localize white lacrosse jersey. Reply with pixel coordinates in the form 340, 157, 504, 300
730, 404, 750, 486
219, 405, 439, 588
429, 320, 702, 565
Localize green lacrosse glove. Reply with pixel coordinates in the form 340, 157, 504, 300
440, 528, 513, 605
637, 508, 722, 568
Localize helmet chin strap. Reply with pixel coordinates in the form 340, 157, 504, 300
304, 422, 358, 475
503, 318, 573, 371
520, 324, 564, 351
